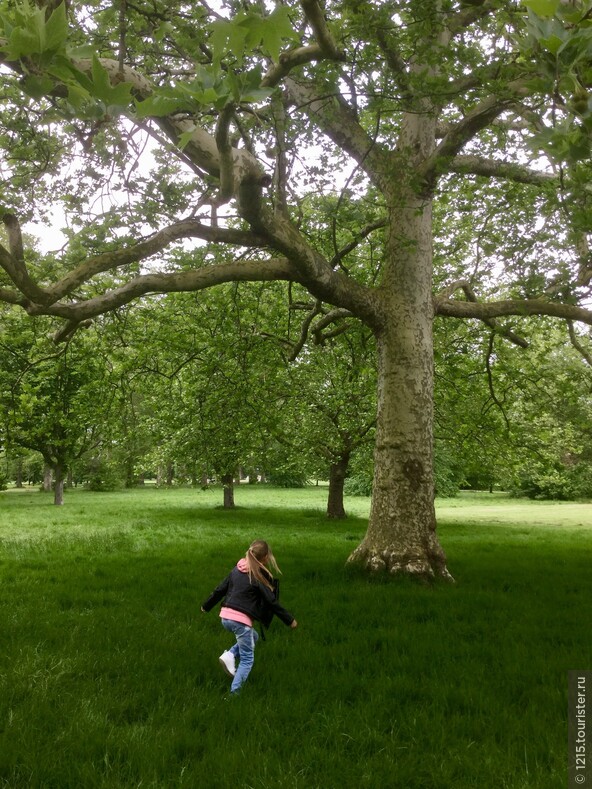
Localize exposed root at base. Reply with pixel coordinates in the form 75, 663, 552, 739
347, 545, 455, 583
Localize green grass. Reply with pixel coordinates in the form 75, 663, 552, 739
0, 486, 590, 788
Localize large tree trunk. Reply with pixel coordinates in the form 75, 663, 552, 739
327, 454, 350, 519
43, 464, 53, 492
348, 188, 452, 581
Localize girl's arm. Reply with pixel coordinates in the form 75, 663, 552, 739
259, 583, 296, 626
201, 574, 230, 612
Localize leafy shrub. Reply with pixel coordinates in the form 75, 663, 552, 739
344, 472, 373, 497
266, 471, 308, 488
84, 460, 123, 492
511, 461, 592, 501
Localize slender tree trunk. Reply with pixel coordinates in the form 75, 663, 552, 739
348, 188, 452, 581
125, 458, 135, 488
327, 454, 350, 519
221, 473, 235, 509
54, 464, 65, 505
15, 458, 23, 488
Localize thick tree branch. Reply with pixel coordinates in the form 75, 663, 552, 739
32, 259, 300, 329
53, 319, 93, 344
434, 281, 529, 346
271, 93, 290, 216
0, 286, 26, 306
436, 295, 592, 326
44, 220, 266, 303
3, 213, 24, 261
215, 102, 236, 203
57, 58, 270, 194
420, 81, 531, 185
262, 45, 329, 88
445, 0, 505, 36
300, 0, 344, 59
312, 308, 354, 337
0, 215, 53, 305
236, 189, 383, 330
448, 155, 556, 185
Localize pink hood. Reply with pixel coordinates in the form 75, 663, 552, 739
237, 558, 249, 573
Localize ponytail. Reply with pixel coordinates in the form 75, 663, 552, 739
245, 540, 281, 590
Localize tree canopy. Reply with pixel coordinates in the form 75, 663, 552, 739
1, 0, 592, 577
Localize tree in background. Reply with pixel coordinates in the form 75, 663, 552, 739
488, 321, 592, 499
0, 307, 117, 503
1, 1, 592, 575
282, 326, 377, 517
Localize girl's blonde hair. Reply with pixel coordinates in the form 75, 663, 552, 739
245, 540, 281, 590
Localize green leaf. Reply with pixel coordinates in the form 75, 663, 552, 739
240, 87, 273, 104
66, 82, 91, 110
85, 55, 133, 110
524, 0, 560, 18
68, 44, 96, 59
21, 73, 54, 98
5, 26, 42, 57
44, 2, 68, 53
540, 33, 565, 54
262, 7, 295, 61
91, 54, 113, 102
134, 93, 187, 118
177, 130, 195, 150
209, 18, 248, 66
153, 20, 173, 43
51, 55, 94, 93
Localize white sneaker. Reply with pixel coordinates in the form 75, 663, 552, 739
219, 650, 236, 677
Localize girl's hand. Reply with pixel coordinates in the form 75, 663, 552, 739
290, 619, 298, 629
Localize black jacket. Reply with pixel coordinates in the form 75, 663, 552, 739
202, 564, 294, 628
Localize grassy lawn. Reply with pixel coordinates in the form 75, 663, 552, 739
0, 485, 590, 788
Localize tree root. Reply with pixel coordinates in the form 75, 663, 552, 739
347, 544, 455, 583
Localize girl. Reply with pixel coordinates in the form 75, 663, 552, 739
201, 540, 298, 695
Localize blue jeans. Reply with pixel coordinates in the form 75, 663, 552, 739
221, 618, 259, 694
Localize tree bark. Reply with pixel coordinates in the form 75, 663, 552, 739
15, 458, 23, 488
348, 191, 453, 581
54, 463, 65, 505
221, 473, 235, 509
327, 454, 350, 519
43, 464, 53, 492
125, 458, 135, 488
